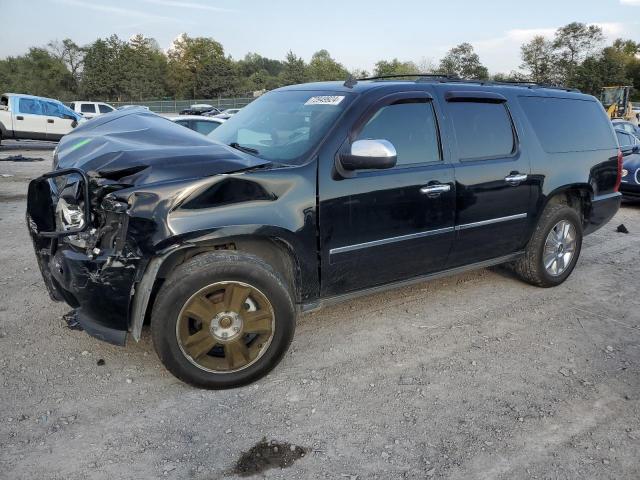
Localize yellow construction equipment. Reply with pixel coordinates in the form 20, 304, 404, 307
601, 86, 638, 125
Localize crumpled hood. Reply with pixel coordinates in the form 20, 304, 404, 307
54, 109, 270, 185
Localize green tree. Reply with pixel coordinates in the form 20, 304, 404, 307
0, 48, 74, 99
120, 35, 168, 100
81, 35, 128, 100
47, 38, 84, 92
279, 51, 307, 85
373, 58, 418, 76
553, 22, 603, 84
167, 34, 227, 98
438, 43, 488, 79
520, 36, 557, 84
572, 46, 629, 96
307, 49, 349, 81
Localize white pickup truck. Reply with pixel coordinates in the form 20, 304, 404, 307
0, 93, 84, 144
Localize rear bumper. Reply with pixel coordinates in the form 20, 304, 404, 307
584, 192, 621, 235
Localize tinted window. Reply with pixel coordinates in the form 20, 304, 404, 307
98, 104, 113, 113
448, 101, 514, 160
356, 100, 440, 166
616, 131, 633, 147
519, 97, 615, 153
193, 120, 219, 135
19, 98, 43, 115
81, 103, 96, 113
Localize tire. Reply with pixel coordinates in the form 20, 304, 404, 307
151, 251, 296, 389
514, 203, 583, 287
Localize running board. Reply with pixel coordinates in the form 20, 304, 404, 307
300, 252, 524, 313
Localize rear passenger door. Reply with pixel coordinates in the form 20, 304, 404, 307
442, 90, 531, 266
80, 103, 97, 119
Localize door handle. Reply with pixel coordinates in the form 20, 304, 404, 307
16, 116, 23, 120
47, 119, 54, 124
504, 173, 527, 185
420, 184, 451, 196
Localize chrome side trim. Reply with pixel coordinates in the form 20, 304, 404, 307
329, 226, 455, 255
455, 213, 527, 231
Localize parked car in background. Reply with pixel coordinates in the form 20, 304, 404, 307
0, 93, 83, 144
70, 101, 116, 119
26, 78, 621, 389
221, 108, 241, 115
117, 105, 150, 111
616, 129, 640, 200
612, 119, 640, 139
169, 115, 225, 135
179, 104, 221, 116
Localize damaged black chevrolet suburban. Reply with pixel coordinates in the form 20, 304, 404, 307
26, 76, 622, 388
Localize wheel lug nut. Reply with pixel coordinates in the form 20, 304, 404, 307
222, 332, 228, 338
233, 326, 240, 332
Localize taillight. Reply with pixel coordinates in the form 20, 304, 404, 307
614, 148, 623, 192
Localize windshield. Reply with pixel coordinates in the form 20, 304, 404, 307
208, 90, 353, 165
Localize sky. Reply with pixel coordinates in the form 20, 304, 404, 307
1, 0, 639, 74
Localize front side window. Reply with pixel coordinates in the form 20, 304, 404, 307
209, 90, 353, 165
98, 104, 113, 113
19, 98, 43, 115
81, 103, 96, 113
355, 100, 440, 166
43, 101, 63, 118
448, 101, 515, 160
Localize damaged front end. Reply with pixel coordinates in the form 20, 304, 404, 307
26, 168, 143, 345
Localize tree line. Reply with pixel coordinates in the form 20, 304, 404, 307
0, 22, 638, 102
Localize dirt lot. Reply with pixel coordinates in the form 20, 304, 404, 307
1, 140, 639, 479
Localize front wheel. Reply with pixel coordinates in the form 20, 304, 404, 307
151, 251, 296, 389
515, 204, 583, 287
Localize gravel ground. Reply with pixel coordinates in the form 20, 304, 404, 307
1, 140, 639, 479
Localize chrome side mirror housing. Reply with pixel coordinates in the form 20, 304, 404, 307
339, 139, 397, 171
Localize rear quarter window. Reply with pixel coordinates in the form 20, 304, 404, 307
519, 96, 615, 153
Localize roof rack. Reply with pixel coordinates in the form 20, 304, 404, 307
343, 73, 579, 93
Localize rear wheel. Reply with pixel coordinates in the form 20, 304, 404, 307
151, 251, 296, 389
514, 204, 583, 287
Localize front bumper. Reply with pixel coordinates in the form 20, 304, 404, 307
26, 171, 141, 346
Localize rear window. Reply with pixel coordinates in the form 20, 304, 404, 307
81, 103, 96, 113
19, 98, 43, 115
519, 97, 615, 153
448, 102, 515, 160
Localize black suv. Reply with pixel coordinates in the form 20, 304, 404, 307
26, 77, 622, 388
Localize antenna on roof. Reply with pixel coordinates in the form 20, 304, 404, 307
343, 74, 358, 88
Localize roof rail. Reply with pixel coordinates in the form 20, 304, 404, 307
343, 73, 580, 93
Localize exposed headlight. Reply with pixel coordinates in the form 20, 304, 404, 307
101, 195, 129, 213
622, 168, 628, 177
55, 197, 85, 231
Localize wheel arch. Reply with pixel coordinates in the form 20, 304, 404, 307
539, 183, 594, 228
129, 233, 305, 342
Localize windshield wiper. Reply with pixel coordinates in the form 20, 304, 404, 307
228, 142, 260, 156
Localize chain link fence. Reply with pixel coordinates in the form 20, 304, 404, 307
109, 97, 255, 114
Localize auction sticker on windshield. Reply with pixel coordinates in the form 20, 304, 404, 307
304, 95, 345, 106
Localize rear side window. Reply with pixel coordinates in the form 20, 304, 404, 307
19, 98, 43, 115
98, 104, 113, 113
356, 100, 441, 166
519, 97, 615, 153
448, 102, 515, 160
81, 103, 96, 113
43, 101, 63, 118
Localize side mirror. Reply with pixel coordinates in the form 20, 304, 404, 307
339, 139, 397, 171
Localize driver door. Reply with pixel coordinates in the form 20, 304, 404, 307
319, 92, 456, 297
